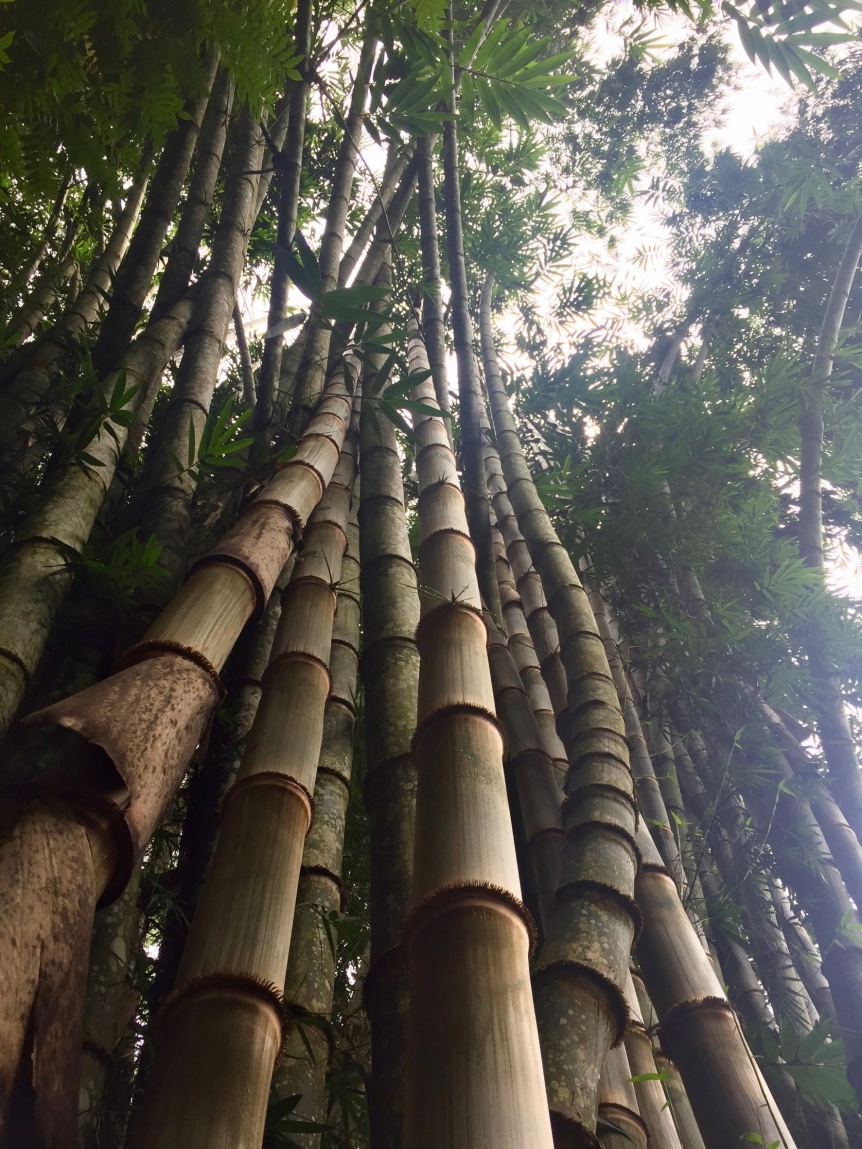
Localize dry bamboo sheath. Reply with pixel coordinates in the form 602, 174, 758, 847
403, 328, 553, 1149
128, 404, 359, 1149
0, 360, 354, 1143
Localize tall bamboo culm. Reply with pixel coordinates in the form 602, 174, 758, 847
358, 340, 420, 1149
128, 400, 359, 1149
272, 484, 360, 1141
0, 361, 354, 1142
402, 327, 553, 1149
481, 276, 639, 1146
622, 971, 684, 1149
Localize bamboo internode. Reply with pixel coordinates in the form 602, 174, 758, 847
403, 328, 553, 1149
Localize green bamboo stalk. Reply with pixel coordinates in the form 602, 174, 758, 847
416, 134, 450, 419
337, 142, 414, 289
358, 337, 420, 1149
127, 408, 358, 1149
402, 326, 553, 1149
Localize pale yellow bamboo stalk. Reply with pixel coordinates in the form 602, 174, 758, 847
128, 412, 359, 1149
402, 326, 553, 1149
597, 1043, 648, 1149
622, 971, 684, 1149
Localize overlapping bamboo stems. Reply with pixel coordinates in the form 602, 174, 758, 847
797, 209, 862, 840
631, 973, 706, 1149
0, 162, 150, 456
15, 167, 74, 296
150, 66, 235, 324
492, 527, 569, 789
0, 360, 354, 1139
0, 290, 197, 736
291, 33, 376, 426
91, 50, 220, 376
146, 556, 295, 1011
358, 342, 420, 1149
403, 329, 553, 1149
10, 245, 78, 346
416, 134, 450, 419
771, 881, 835, 1021
634, 822, 796, 1148
621, 972, 684, 1149
478, 289, 570, 751
128, 405, 358, 1148
596, 1042, 648, 1149
272, 487, 360, 1139
337, 141, 414, 289
136, 105, 272, 599
481, 279, 639, 1146
254, 0, 314, 447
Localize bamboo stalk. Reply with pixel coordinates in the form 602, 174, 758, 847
91, 50, 220, 376
337, 141, 414, 289
358, 333, 420, 1149
272, 486, 360, 1144
416, 134, 450, 419
234, 302, 257, 407
0, 290, 196, 736
128, 409, 358, 1149
0, 161, 151, 457
596, 1043, 647, 1149
0, 362, 354, 1138
482, 278, 638, 1146
402, 327, 553, 1149
622, 972, 683, 1149
291, 33, 376, 426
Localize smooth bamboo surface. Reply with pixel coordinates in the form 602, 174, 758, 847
129, 417, 358, 1149
596, 1043, 647, 1149
622, 971, 684, 1149
402, 327, 553, 1149
359, 352, 420, 1149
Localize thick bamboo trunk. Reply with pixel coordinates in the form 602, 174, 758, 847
482, 281, 639, 1146
771, 881, 835, 1020
596, 1044, 647, 1149
402, 330, 553, 1149
0, 364, 353, 1141
271, 488, 360, 1144
0, 291, 196, 736
292, 33, 376, 425
254, 0, 314, 448
233, 301, 257, 406
91, 50, 219, 376
128, 408, 358, 1149
146, 559, 294, 1011
0, 164, 150, 457
358, 339, 420, 1149
635, 824, 796, 1149
797, 210, 862, 840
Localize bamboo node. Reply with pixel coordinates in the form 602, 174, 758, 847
405, 880, 538, 957
532, 957, 631, 1048
301, 863, 346, 911
413, 702, 507, 758
658, 995, 734, 1062
555, 877, 643, 941
0, 643, 32, 686
155, 970, 289, 1044
115, 639, 225, 697
225, 771, 315, 831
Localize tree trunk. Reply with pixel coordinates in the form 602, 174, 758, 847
127, 412, 358, 1149
0, 290, 196, 737
401, 328, 553, 1149
358, 321, 420, 1149
271, 488, 360, 1144
0, 364, 353, 1140
90, 49, 219, 376
797, 209, 862, 839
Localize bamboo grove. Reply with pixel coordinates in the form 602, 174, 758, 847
1, 1, 862, 1148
